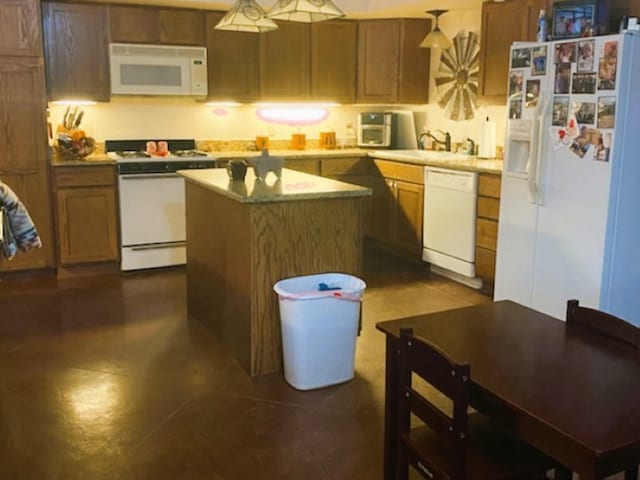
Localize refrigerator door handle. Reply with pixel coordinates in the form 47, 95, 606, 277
528, 93, 551, 205
527, 96, 544, 203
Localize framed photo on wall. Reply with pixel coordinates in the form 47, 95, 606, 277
551, 0, 607, 39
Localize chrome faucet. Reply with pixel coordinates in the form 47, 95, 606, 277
417, 132, 429, 150
465, 138, 476, 155
426, 130, 451, 152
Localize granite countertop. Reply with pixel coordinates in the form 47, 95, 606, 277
179, 168, 372, 204
50, 149, 368, 167
210, 148, 368, 160
51, 153, 116, 166
369, 150, 503, 175
49, 148, 503, 175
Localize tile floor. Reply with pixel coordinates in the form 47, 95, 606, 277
0, 248, 490, 479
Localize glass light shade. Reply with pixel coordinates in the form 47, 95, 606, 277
266, 0, 345, 23
215, 0, 278, 33
420, 29, 452, 49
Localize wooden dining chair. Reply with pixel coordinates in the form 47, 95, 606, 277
396, 327, 560, 480
566, 299, 640, 480
566, 299, 640, 349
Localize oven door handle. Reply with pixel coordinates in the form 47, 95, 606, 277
130, 241, 186, 251
119, 173, 181, 180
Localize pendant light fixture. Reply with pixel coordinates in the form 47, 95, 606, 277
266, 0, 345, 23
420, 10, 451, 49
214, 0, 278, 32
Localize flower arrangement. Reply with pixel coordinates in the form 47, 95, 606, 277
55, 106, 95, 159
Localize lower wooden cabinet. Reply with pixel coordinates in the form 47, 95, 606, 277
284, 158, 320, 175
53, 165, 119, 265
370, 159, 424, 258
475, 173, 502, 283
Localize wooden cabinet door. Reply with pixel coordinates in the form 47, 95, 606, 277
0, 0, 42, 57
43, 2, 109, 102
397, 19, 430, 104
260, 22, 310, 100
0, 60, 53, 271
311, 20, 356, 104
109, 5, 160, 43
159, 9, 205, 45
478, 0, 528, 102
475, 173, 502, 283
370, 176, 394, 243
110, 5, 205, 45
206, 12, 259, 102
357, 20, 401, 103
283, 158, 320, 175
391, 180, 424, 255
0, 57, 47, 174
56, 185, 118, 265
357, 19, 429, 103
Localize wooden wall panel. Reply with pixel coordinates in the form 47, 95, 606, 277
185, 182, 253, 373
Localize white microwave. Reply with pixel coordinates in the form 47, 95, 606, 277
109, 43, 207, 96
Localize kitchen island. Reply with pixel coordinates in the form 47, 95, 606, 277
179, 167, 371, 376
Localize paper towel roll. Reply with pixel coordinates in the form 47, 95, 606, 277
478, 117, 496, 158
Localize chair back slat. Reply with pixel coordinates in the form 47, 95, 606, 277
566, 299, 640, 349
405, 386, 453, 438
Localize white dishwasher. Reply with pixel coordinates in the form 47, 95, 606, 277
423, 167, 480, 285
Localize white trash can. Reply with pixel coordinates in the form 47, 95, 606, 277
273, 272, 366, 391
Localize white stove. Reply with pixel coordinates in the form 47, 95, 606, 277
106, 139, 218, 271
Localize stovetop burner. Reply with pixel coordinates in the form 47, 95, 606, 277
114, 151, 151, 158
173, 149, 209, 158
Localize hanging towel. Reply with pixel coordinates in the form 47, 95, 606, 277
0, 181, 42, 260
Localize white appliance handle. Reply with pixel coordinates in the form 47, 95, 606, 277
535, 93, 553, 206
527, 103, 542, 203
528, 93, 550, 204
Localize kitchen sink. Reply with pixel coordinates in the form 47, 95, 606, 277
371, 150, 472, 161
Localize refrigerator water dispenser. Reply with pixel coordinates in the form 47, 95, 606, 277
505, 119, 534, 177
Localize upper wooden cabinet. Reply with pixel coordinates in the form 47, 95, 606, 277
205, 12, 259, 102
311, 20, 357, 104
478, 0, 545, 103
357, 19, 430, 104
43, 2, 110, 101
0, 0, 42, 57
260, 22, 311, 100
109, 5, 205, 46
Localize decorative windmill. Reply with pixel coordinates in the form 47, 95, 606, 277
435, 31, 481, 121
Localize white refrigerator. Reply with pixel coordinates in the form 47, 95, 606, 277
494, 32, 640, 323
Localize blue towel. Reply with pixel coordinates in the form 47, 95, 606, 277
0, 181, 42, 260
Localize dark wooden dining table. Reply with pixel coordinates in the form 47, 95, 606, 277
376, 300, 640, 480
